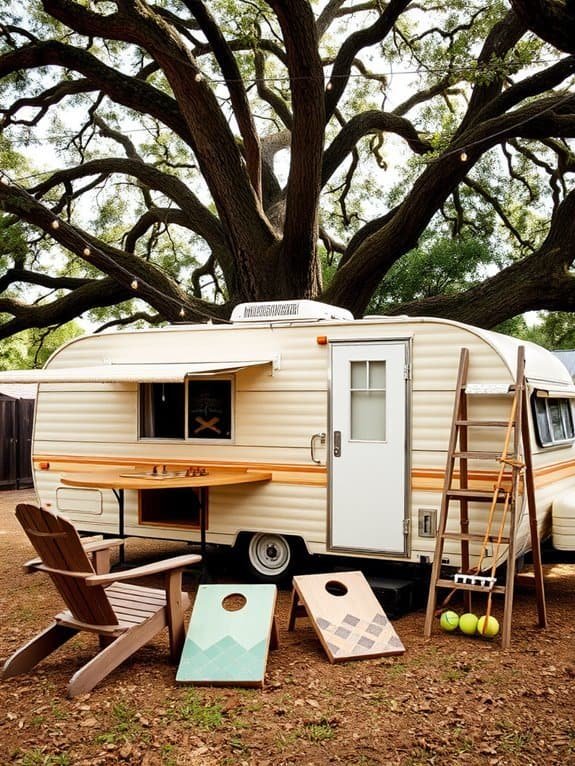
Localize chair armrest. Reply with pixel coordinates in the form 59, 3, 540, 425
23, 562, 92, 578
23, 539, 124, 573
85, 554, 202, 586
82, 538, 125, 554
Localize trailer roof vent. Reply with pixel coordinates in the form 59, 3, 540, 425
231, 300, 353, 323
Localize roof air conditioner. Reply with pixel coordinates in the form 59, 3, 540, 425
230, 300, 353, 323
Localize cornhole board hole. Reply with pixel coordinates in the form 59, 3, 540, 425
287, 571, 405, 663
176, 584, 278, 687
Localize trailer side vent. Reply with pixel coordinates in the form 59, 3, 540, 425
231, 300, 353, 323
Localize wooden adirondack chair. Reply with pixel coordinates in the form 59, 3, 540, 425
2, 504, 201, 697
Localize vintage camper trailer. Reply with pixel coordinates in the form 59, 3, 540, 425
2, 300, 575, 581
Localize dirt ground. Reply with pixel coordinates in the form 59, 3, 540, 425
1, 490, 575, 766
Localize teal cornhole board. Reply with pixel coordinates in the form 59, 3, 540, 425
176, 584, 278, 687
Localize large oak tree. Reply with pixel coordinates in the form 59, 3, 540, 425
0, 0, 574, 341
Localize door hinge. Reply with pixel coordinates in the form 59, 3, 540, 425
403, 518, 410, 535
404, 364, 411, 380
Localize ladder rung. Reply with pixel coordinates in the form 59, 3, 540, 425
464, 384, 513, 395
435, 577, 507, 594
456, 419, 515, 427
453, 451, 502, 460
446, 488, 509, 502
442, 532, 511, 544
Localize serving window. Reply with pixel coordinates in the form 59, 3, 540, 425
140, 378, 233, 441
531, 394, 575, 447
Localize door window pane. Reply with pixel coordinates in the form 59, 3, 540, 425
351, 391, 386, 440
350, 361, 366, 389
369, 361, 386, 389
350, 360, 387, 441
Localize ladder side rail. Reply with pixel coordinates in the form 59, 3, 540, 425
424, 348, 469, 637
459, 390, 471, 611
520, 384, 547, 629
499, 347, 526, 649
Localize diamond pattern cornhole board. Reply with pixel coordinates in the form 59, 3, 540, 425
176, 584, 278, 687
288, 571, 405, 663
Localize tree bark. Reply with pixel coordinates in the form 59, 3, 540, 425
510, 0, 575, 54
384, 189, 575, 328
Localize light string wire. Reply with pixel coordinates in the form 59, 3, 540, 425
2, 52, 571, 149
434, 88, 575, 163
5, 84, 575, 185
0, 170, 230, 325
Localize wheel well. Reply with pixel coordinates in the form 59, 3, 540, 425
235, 531, 308, 555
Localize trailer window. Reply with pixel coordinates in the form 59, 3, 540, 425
532, 395, 575, 447
140, 383, 185, 439
140, 379, 232, 441
350, 360, 386, 441
188, 379, 232, 440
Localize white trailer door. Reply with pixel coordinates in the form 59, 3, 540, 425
329, 341, 408, 554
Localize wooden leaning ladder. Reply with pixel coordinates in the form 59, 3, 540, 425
423, 346, 547, 649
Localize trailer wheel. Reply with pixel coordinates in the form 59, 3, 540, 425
245, 533, 298, 583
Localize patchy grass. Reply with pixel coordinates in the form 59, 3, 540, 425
95, 702, 145, 746
301, 718, 336, 742
176, 690, 224, 730
16, 751, 71, 766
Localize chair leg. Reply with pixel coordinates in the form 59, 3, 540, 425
165, 572, 190, 661
2, 623, 77, 679
67, 609, 166, 697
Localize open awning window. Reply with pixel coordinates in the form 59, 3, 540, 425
0, 358, 278, 385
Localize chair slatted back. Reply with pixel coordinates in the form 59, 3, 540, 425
16, 504, 118, 626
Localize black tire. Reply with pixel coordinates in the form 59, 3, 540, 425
242, 532, 302, 584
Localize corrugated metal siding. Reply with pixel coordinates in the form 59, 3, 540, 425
35, 391, 136, 442
236, 391, 326, 447
209, 483, 326, 540
35, 471, 120, 531
121, 483, 327, 547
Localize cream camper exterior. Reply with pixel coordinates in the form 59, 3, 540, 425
4, 301, 575, 580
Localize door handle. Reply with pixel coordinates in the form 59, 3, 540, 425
310, 432, 326, 464
333, 430, 341, 457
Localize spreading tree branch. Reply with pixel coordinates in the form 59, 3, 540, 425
389, 188, 575, 327
510, 0, 575, 54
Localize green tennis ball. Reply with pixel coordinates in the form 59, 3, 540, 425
477, 615, 499, 638
439, 610, 459, 632
459, 613, 478, 635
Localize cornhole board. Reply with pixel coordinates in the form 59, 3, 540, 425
287, 571, 405, 663
176, 584, 278, 687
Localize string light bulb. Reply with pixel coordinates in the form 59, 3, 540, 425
460, 151, 468, 162
326, 81, 333, 91
194, 72, 203, 82
0, 169, 238, 327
